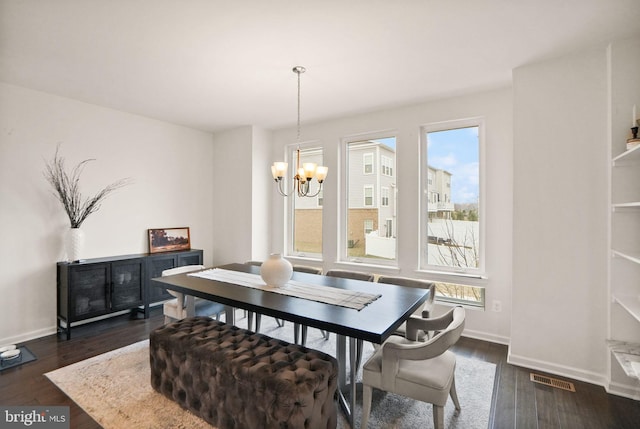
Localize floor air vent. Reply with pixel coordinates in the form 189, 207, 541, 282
530, 373, 576, 392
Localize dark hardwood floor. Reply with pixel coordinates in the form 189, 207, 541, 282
1, 308, 640, 428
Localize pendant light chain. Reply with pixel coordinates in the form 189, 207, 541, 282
296, 66, 302, 144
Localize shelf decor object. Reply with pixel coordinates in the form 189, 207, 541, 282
43, 144, 131, 262
148, 227, 191, 254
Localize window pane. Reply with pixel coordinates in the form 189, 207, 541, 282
346, 138, 397, 263
291, 147, 323, 257
424, 126, 480, 271
434, 282, 484, 306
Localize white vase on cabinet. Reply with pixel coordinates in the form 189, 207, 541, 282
65, 228, 85, 262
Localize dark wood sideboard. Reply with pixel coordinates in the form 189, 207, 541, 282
56, 249, 203, 339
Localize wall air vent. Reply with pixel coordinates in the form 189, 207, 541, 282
530, 373, 576, 392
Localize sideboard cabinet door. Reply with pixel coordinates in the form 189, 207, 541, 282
68, 263, 110, 321
145, 249, 203, 306
111, 259, 144, 311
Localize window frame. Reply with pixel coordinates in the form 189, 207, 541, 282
381, 187, 390, 207
419, 117, 486, 277
285, 142, 325, 260
363, 153, 374, 175
363, 185, 374, 207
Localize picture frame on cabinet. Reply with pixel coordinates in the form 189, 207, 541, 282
148, 227, 191, 253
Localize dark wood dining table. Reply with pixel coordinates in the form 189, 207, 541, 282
152, 262, 429, 428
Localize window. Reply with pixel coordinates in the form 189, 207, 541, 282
289, 146, 324, 259
363, 153, 374, 174
384, 219, 393, 238
381, 187, 389, 207
420, 120, 484, 306
381, 156, 393, 176
363, 186, 374, 206
344, 136, 397, 264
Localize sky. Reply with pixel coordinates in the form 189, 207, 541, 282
426, 126, 479, 204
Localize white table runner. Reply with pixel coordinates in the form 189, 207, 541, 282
188, 268, 380, 310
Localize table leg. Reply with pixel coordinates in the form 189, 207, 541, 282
336, 335, 358, 428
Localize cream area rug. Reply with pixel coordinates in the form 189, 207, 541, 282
45, 322, 496, 429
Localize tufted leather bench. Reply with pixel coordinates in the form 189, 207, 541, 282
149, 316, 338, 429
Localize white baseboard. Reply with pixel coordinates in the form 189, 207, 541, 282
463, 328, 510, 345
508, 351, 608, 388
605, 379, 640, 400
0, 326, 57, 346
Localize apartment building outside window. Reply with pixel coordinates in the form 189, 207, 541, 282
420, 119, 484, 306
343, 137, 397, 264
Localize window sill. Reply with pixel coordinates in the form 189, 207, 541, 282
415, 269, 487, 282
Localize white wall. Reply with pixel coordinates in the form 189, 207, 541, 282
511, 47, 609, 385
0, 82, 215, 344
271, 88, 514, 344
210, 125, 272, 265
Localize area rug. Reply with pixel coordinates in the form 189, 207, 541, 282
45, 318, 496, 428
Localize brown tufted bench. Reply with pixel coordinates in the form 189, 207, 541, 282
149, 316, 338, 429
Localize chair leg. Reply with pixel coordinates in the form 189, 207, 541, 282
247, 311, 254, 330
255, 314, 262, 332
301, 325, 308, 346
355, 339, 363, 373
450, 376, 461, 411
433, 404, 445, 429
294, 323, 301, 344
361, 384, 373, 429
275, 318, 285, 327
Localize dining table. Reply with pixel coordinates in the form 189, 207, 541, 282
152, 262, 430, 428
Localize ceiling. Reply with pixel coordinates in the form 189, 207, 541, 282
1, 0, 639, 133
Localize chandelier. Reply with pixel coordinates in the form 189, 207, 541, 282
271, 66, 328, 197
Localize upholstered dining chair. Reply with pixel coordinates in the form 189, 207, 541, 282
296, 269, 374, 351
162, 265, 226, 324
244, 260, 308, 332
361, 306, 466, 429
377, 276, 436, 340
292, 265, 323, 275
288, 265, 323, 344
325, 269, 374, 282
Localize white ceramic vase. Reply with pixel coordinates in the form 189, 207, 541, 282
65, 227, 85, 262
260, 254, 293, 287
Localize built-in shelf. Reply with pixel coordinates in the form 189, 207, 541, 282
608, 340, 640, 380
613, 294, 640, 323
613, 143, 640, 165
612, 250, 640, 265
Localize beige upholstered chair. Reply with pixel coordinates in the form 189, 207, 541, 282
293, 265, 323, 275
289, 265, 323, 344
377, 276, 436, 339
297, 269, 374, 348
361, 306, 466, 429
325, 269, 374, 282
162, 265, 225, 324
244, 261, 314, 332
